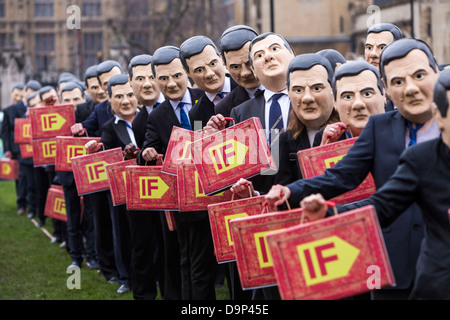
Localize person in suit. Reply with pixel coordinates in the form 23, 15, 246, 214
264, 38, 441, 300
57, 81, 99, 269
365, 23, 403, 112
138, 45, 215, 300
316, 49, 346, 72
71, 61, 123, 285
318, 60, 386, 145
10, 83, 25, 104
214, 25, 262, 118
179, 35, 237, 129
120, 54, 165, 300
299, 68, 450, 300
2, 80, 41, 216
71, 60, 123, 137
85, 74, 149, 294
274, 53, 339, 187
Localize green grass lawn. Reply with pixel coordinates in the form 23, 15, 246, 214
0, 180, 229, 300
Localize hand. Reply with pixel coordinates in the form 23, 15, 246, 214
265, 184, 291, 206
141, 147, 159, 162
299, 193, 328, 222
85, 140, 103, 154
44, 95, 58, 106
71, 123, 85, 136
230, 178, 258, 198
4, 151, 12, 159
321, 122, 348, 145
206, 114, 227, 131
123, 143, 139, 160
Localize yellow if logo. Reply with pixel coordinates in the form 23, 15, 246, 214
324, 155, 345, 169
297, 236, 360, 286
54, 198, 66, 214
1, 163, 11, 175
41, 113, 66, 131
25, 144, 33, 153
194, 171, 224, 198
254, 229, 282, 268
23, 123, 31, 138
224, 213, 248, 246
139, 176, 169, 199
122, 171, 126, 185
67, 145, 86, 163
42, 140, 56, 158
86, 161, 108, 183
209, 138, 248, 174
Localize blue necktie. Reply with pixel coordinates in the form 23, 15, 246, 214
407, 121, 424, 147
154, 102, 160, 109
217, 92, 224, 99
268, 93, 284, 147
178, 102, 191, 130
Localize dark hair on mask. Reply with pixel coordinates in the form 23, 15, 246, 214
433, 69, 450, 118
179, 36, 220, 73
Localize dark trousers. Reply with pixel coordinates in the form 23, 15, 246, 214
110, 203, 132, 286
90, 191, 118, 281
127, 210, 164, 300
175, 215, 217, 300
18, 161, 36, 214
160, 212, 182, 300
33, 166, 51, 222
228, 261, 252, 300
64, 183, 96, 263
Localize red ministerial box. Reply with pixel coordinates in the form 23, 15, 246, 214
55, 136, 101, 171
29, 104, 75, 139
71, 147, 123, 196
162, 127, 199, 175
0, 158, 19, 180
44, 185, 67, 222
19, 143, 33, 159
229, 208, 305, 289
126, 165, 178, 211
297, 137, 376, 205
14, 118, 32, 144
266, 205, 395, 300
105, 159, 137, 206
177, 161, 233, 212
192, 117, 277, 195
207, 196, 277, 263
32, 138, 56, 167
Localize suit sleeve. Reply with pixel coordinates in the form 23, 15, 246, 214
82, 106, 99, 137
274, 132, 301, 186
1, 109, 11, 153
137, 114, 161, 165
287, 115, 375, 206
339, 147, 420, 228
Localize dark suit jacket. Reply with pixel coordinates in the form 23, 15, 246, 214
341, 138, 450, 299
1, 101, 26, 156
81, 100, 114, 137
287, 110, 427, 289
137, 88, 203, 164
214, 85, 250, 118
188, 75, 238, 128
75, 100, 95, 123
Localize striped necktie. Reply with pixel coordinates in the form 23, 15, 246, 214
268, 93, 284, 148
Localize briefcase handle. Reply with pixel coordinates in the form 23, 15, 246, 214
300, 200, 338, 224
261, 192, 291, 214
230, 182, 253, 201
224, 117, 235, 126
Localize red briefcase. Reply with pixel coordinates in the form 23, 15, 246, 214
192, 117, 277, 195
14, 118, 32, 144
297, 137, 376, 204
32, 138, 56, 167
106, 159, 137, 206
29, 104, 75, 140
126, 165, 178, 211
44, 185, 67, 222
177, 160, 233, 212
19, 143, 33, 159
71, 147, 123, 196
55, 136, 101, 172
0, 158, 19, 180
208, 195, 277, 263
162, 126, 200, 175
229, 207, 305, 289
266, 205, 395, 300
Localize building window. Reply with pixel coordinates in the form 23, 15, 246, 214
82, 0, 102, 17
0, 0, 5, 18
83, 33, 103, 68
34, 0, 54, 17
35, 34, 55, 71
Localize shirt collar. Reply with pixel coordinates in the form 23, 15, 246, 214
205, 76, 231, 102
113, 109, 139, 125
170, 89, 192, 111
264, 88, 288, 103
